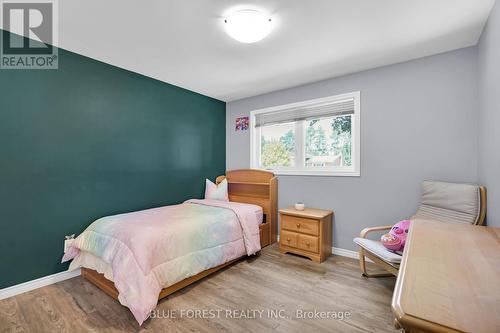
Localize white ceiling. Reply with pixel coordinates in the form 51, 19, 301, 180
7, 1, 498, 101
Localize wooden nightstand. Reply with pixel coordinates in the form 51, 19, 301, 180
279, 207, 333, 263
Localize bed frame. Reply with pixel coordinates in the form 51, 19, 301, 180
82, 169, 278, 301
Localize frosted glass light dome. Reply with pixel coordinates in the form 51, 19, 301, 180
224, 9, 273, 43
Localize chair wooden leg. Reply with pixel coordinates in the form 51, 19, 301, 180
363, 272, 394, 278
359, 248, 368, 276
358, 248, 396, 278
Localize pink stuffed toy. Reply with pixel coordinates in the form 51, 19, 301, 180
381, 220, 411, 252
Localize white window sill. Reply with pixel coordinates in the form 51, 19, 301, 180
261, 169, 360, 177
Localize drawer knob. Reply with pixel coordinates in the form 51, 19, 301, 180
296, 223, 301, 228
287, 238, 291, 242
306, 242, 310, 246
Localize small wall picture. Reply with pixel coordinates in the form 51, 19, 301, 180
235, 116, 249, 131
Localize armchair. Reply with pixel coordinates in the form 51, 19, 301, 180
354, 180, 487, 278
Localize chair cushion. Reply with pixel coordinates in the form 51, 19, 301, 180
414, 180, 480, 224
353, 237, 402, 264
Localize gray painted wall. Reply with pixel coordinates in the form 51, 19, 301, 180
478, 1, 500, 228
226, 47, 479, 251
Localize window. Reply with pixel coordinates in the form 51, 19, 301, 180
250, 92, 360, 176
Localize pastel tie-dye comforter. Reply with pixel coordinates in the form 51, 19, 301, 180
61, 199, 261, 325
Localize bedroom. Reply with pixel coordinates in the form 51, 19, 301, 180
0, 0, 499, 332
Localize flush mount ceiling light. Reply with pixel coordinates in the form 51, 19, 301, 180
224, 9, 273, 43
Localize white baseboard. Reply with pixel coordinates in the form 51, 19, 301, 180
0, 244, 367, 301
0, 268, 81, 301
332, 247, 359, 259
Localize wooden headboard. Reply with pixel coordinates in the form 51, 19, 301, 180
216, 169, 278, 247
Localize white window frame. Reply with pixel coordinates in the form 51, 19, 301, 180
250, 91, 361, 177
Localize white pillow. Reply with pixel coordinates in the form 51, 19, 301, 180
205, 178, 229, 201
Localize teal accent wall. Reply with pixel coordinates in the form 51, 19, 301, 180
0, 33, 226, 288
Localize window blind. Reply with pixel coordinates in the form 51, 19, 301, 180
254, 98, 354, 127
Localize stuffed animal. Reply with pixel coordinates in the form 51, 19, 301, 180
381, 220, 411, 252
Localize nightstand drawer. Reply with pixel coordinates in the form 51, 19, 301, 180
282, 215, 319, 236
280, 230, 298, 248
297, 234, 319, 253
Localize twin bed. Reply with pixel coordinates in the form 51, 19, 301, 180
62, 169, 278, 324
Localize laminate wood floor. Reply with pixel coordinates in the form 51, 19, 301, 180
0, 245, 397, 333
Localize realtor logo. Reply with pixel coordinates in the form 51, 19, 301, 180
1, 0, 58, 69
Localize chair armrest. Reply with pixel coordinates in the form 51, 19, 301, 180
359, 225, 393, 238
